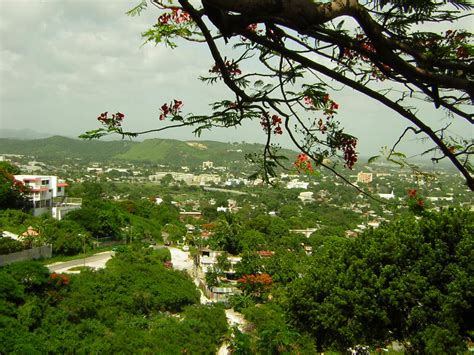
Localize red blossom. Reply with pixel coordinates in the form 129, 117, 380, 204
159, 99, 184, 120
339, 136, 358, 169
303, 96, 313, 106
407, 189, 417, 198
246, 23, 263, 34
49, 273, 70, 287
271, 115, 282, 125
294, 153, 314, 173
158, 8, 191, 25
209, 60, 242, 77
260, 112, 283, 135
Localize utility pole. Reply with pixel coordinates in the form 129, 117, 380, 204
79, 234, 85, 267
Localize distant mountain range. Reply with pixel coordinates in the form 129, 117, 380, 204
0, 129, 54, 140
0, 135, 296, 167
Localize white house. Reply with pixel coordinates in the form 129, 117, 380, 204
378, 190, 395, 200
14, 175, 81, 219
298, 191, 314, 203
287, 179, 309, 189
202, 161, 214, 169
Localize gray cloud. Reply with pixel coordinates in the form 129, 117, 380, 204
0, 0, 471, 161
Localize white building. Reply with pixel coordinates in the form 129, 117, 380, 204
298, 191, 314, 203
287, 179, 309, 189
202, 161, 214, 169
14, 175, 81, 219
378, 190, 395, 200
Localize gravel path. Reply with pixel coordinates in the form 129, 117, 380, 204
168, 248, 248, 355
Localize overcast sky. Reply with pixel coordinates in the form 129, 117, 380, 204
0, 0, 472, 159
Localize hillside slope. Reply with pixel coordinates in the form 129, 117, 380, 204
0, 136, 135, 161
0, 136, 297, 167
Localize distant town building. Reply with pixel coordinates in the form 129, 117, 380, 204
86, 167, 103, 173
14, 175, 81, 219
298, 191, 314, 203
378, 190, 395, 200
148, 172, 221, 186
289, 227, 319, 238
287, 179, 309, 189
357, 172, 373, 184
202, 161, 214, 169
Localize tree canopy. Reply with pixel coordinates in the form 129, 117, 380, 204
81, 0, 473, 190
0, 162, 29, 210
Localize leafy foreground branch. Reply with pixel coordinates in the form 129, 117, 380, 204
82, 0, 473, 190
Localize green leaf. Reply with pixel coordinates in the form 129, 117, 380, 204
126, 0, 147, 17
368, 155, 381, 163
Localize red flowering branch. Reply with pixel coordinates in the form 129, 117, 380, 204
159, 99, 184, 120
260, 112, 283, 135
49, 273, 70, 288
158, 7, 191, 25
209, 59, 242, 78
237, 273, 273, 296
294, 153, 314, 174
407, 188, 426, 215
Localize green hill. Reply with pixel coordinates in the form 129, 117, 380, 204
115, 139, 286, 167
0, 136, 136, 161
0, 136, 297, 167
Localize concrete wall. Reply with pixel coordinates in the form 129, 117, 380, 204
0, 245, 52, 266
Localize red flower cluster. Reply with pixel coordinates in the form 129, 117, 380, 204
210, 60, 242, 77
97, 112, 125, 127
303, 96, 313, 106
343, 35, 391, 80
407, 189, 424, 207
445, 30, 470, 60
12, 178, 29, 193
49, 273, 70, 286
159, 99, 183, 120
246, 23, 263, 34
237, 273, 273, 286
323, 95, 340, 119
407, 188, 425, 214
408, 188, 417, 198
294, 153, 314, 173
158, 7, 191, 25
341, 137, 358, 169
344, 34, 376, 60
260, 112, 283, 135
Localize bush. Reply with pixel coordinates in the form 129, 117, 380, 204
0, 237, 24, 255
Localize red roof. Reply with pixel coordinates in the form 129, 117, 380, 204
57, 182, 68, 187
257, 251, 275, 257
21, 226, 39, 237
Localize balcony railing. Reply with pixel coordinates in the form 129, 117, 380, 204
52, 197, 82, 207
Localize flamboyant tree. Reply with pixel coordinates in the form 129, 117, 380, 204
82, 0, 473, 190
0, 162, 29, 210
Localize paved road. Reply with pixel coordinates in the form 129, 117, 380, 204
47, 251, 114, 273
